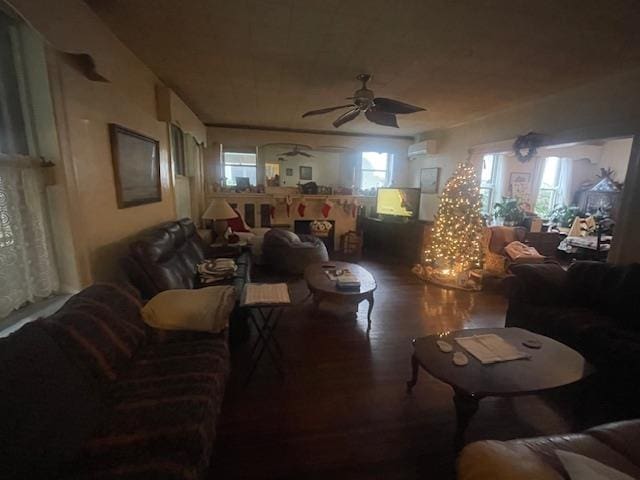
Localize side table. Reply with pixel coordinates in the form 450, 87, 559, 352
240, 284, 292, 384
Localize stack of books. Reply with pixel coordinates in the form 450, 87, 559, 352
336, 271, 361, 291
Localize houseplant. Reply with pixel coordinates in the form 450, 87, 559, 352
493, 197, 525, 226
550, 205, 582, 229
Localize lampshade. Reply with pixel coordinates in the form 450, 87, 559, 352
202, 199, 236, 220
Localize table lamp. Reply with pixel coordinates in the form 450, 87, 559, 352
202, 199, 237, 243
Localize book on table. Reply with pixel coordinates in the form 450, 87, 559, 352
243, 283, 291, 306
454, 334, 530, 364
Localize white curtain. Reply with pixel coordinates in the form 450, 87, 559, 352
556, 157, 573, 206
529, 156, 546, 209
0, 154, 59, 318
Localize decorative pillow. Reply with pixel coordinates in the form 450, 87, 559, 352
141, 286, 236, 333
227, 210, 250, 232
556, 450, 636, 480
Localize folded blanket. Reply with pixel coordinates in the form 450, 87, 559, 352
504, 241, 545, 263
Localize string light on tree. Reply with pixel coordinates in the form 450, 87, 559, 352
416, 161, 484, 290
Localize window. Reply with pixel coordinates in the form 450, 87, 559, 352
170, 124, 185, 176
479, 154, 501, 214
223, 151, 257, 186
361, 152, 391, 190
534, 156, 561, 218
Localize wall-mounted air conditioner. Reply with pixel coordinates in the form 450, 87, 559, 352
408, 140, 437, 158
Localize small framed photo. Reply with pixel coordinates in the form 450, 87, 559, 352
286, 168, 293, 176
109, 124, 161, 209
300, 165, 312, 180
510, 172, 531, 185
420, 167, 440, 194
235, 177, 251, 190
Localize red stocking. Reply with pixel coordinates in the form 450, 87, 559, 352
270, 205, 276, 219
321, 200, 333, 218
297, 201, 306, 217
351, 201, 358, 218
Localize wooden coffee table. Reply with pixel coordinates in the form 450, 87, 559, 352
406, 327, 594, 450
304, 261, 377, 330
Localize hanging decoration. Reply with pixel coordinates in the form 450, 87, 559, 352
417, 162, 484, 291
321, 199, 333, 218
513, 132, 545, 163
285, 195, 292, 217
297, 198, 307, 217
351, 199, 359, 218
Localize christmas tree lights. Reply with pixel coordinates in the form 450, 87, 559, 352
417, 162, 484, 290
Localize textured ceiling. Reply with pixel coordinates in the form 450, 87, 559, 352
86, 0, 640, 136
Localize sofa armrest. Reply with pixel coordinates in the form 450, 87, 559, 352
458, 441, 563, 480
507, 263, 568, 306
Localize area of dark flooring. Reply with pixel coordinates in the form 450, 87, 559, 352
212, 256, 611, 479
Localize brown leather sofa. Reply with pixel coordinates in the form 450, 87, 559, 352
121, 218, 249, 298
120, 218, 251, 342
458, 419, 640, 479
262, 228, 329, 275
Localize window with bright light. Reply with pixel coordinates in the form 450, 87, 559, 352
223, 151, 257, 186
480, 154, 501, 214
361, 152, 391, 190
534, 156, 561, 218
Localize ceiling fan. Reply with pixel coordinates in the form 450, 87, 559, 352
302, 73, 425, 128
277, 144, 314, 158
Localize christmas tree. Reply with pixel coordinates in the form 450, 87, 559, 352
421, 162, 484, 289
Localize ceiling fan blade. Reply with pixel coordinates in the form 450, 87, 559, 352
373, 97, 424, 114
365, 109, 399, 128
299, 151, 313, 157
332, 108, 360, 128
302, 104, 354, 117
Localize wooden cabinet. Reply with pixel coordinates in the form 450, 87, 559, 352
359, 217, 431, 264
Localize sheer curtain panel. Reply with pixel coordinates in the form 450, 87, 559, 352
0, 154, 59, 318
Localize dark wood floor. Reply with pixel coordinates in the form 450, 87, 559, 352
211, 257, 582, 479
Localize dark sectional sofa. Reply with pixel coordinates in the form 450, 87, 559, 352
506, 260, 640, 409
1, 283, 229, 480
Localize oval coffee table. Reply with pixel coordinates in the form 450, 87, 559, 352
406, 327, 594, 451
304, 261, 377, 330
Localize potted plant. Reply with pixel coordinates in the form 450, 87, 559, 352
550, 205, 582, 229
493, 197, 525, 226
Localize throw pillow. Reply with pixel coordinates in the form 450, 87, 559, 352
142, 286, 236, 333
227, 210, 250, 232
556, 450, 636, 480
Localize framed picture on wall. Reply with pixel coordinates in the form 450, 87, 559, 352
300, 165, 312, 180
109, 124, 161, 209
509, 172, 530, 186
420, 167, 440, 194
286, 168, 293, 176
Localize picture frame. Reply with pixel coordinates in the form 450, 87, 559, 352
285, 168, 293, 176
300, 165, 312, 180
109, 124, 161, 209
235, 177, 251, 190
420, 167, 440, 194
509, 172, 531, 186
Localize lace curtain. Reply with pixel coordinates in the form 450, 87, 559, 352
0, 154, 59, 318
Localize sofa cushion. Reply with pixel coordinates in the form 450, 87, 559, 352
39, 284, 147, 383
0, 322, 106, 480
227, 209, 250, 232
509, 263, 568, 306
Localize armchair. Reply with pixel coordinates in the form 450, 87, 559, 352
482, 226, 527, 276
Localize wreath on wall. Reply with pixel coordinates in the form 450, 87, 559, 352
513, 132, 545, 163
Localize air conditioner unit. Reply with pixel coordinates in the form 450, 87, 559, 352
408, 140, 437, 158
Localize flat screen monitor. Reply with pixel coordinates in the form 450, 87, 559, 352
376, 187, 420, 219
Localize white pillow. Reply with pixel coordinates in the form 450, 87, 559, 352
142, 286, 236, 333
556, 450, 636, 480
